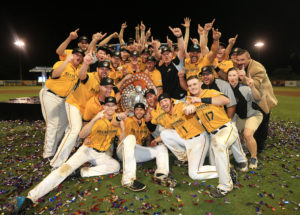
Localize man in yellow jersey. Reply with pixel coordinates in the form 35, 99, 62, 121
12, 97, 121, 214
56, 28, 89, 61
109, 51, 123, 85
140, 48, 151, 71
144, 56, 163, 95
50, 58, 114, 169
122, 50, 142, 75
148, 93, 219, 181
184, 28, 220, 80
185, 75, 240, 198
89, 46, 109, 72
117, 103, 173, 191
39, 48, 85, 160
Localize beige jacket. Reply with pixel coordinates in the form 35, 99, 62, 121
242, 59, 278, 114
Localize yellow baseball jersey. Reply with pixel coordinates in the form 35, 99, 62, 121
185, 54, 212, 79
66, 72, 101, 114
121, 64, 141, 74
83, 95, 104, 121
146, 69, 163, 88
214, 59, 234, 77
124, 116, 150, 145
45, 61, 79, 98
85, 114, 121, 151
187, 89, 231, 132
109, 66, 123, 85
59, 49, 73, 61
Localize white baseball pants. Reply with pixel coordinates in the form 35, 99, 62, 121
209, 122, 239, 192
160, 129, 218, 180
28, 144, 120, 202
117, 135, 169, 185
39, 86, 68, 159
50, 103, 82, 168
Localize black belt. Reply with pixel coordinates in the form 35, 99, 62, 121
47, 89, 66, 99
92, 148, 106, 153
211, 125, 227, 135
189, 133, 201, 139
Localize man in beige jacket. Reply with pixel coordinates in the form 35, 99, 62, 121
236, 49, 277, 153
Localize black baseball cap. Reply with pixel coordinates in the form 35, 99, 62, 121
231, 47, 244, 55
72, 48, 85, 56
200, 66, 214, 75
96, 46, 108, 53
100, 77, 114, 86
120, 48, 131, 54
111, 51, 121, 59
144, 88, 156, 97
78, 36, 89, 43
97, 60, 111, 69
141, 48, 150, 55
128, 37, 134, 45
134, 103, 146, 110
146, 56, 156, 62
189, 44, 201, 52
161, 46, 172, 54
158, 93, 171, 102
219, 42, 226, 49
130, 50, 140, 57
104, 96, 117, 104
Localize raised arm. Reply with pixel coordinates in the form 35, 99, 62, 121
198, 24, 209, 56
189, 94, 230, 106
169, 26, 185, 60
181, 17, 191, 53
207, 27, 221, 63
225, 34, 238, 60
246, 72, 261, 101
56, 28, 79, 56
151, 37, 161, 61
135, 24, 140, 43
140, 21, 146, 49
78, 51, 94, 80
79, 110, 105, 139
87, 32, 107, 54
52, 54, 73, 78
119, 22, 127, 45
99, 32, 119, 46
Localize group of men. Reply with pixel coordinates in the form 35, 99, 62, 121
11, 18, 277, 214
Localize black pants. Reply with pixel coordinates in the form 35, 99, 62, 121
254, 112, 270, 153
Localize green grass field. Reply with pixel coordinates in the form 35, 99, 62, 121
0, 86, 299, 214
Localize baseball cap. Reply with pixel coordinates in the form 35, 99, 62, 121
146, 56, 156, 63
130, 50, 140, 57
161, 46, 172, 54
120, 47, 131, 54
100, 77, 114, 86
141, 48, 150, 55
219, 42, 226, 49
134, 103, 146, 110
158, 93, 171, 102
189, 44, 201, 52
144, 88, 156, 97
97, 46, 108, 53
97, 60, 111, 69
200, 66, 214, 75
128, 37, 134, 45
111, 51, 121, 59
104, 96, 117, 104
72, 48, 85, 56
78, 36, 89, 43
231, 47, 244, 55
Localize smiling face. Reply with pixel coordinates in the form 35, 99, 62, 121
161, 51, 172, 64
134, 107, 145, 120
99, 84, 113, 97
159, 98, 172, 114
217, 46, 225, 60
146, 93, 157, 108
187, 77, 201, 96
97, 67, 110, 79
103, 102, 117, 116
189, 51, 200, 63
72, 53, 84, 66
236, 52, 251, 69
96, 50, 107, 61
201, 72, 214, 86
78, 40, 89, 52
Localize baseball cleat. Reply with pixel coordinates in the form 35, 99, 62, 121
123, 180, 146, 192
174, 160, 188, 167
230, 167, 238, 184
209, 188, 229, 198
10, 196, 33, 214
153, 173, 177, 188
249, 158, 258, 169
236, 161, 248, 172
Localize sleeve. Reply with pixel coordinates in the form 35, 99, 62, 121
59, 49, 73, 61
80, 73, 89, 84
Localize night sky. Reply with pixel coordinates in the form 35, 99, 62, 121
0, 1, 299, 80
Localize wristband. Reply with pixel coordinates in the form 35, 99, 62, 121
176, 35, 183, 38
215, 67, 221, 73
201, 97, 212, 104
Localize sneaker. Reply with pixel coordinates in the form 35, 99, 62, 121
153, 173, 177, 188
230, 168, 238, 184
11, 196, 33, 214
123, 180, 146, 192
249, 158, 258, 169
236, 161, 248, 172
174, 160, 188, 167
209, 188, 229, 198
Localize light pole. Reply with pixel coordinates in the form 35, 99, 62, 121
254, 41, 264, 61
14, 40, 25, 80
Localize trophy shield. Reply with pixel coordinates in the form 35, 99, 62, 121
119, 73, 157, 115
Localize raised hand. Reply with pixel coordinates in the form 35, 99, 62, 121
204, 19, 215, 32
121, 22, 127, 29
166, 36, 173, 48
92, 32, 107, 42
212, 28, 221, 40
190, 37, 199, 45
69, 28, 79, 40
140, 21, 146, 31
112, 32, 119, 38
146, 28, 151, 38
246, 72, 254, 88
228, 34, 238, 45
237, 65, 246, 80
181, 17, 191, 28
198, 24, 204, 35
83, 51, 94, 65
135, 24, 140, 31
95, 110, 105, 120
169, 26, 182, 38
